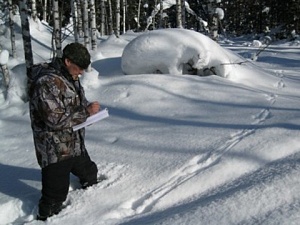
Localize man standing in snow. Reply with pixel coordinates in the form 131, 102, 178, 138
27, 43, 100, 221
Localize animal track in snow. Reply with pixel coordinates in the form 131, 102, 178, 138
276, 79, 285, 89
265, 93, 277, 105
113, 89, 130, 102
104, 126, 258, 220
105, 80, 281, 221
252, 109, 271, 125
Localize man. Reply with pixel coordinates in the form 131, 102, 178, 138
28, 43, 100, 220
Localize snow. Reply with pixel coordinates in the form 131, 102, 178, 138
0, 50, 9, 65
1, 18, 300, 225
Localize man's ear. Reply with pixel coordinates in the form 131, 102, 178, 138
64, 58, 71, 66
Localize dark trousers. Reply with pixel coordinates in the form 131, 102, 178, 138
40, 154, 98, 211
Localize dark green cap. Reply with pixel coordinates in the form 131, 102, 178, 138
63, 43, 91, 69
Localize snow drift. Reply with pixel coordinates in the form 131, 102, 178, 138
121, 28, 278, 89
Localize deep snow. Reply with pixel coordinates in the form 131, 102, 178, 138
1, 18, 300, 225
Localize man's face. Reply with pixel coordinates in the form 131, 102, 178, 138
65, 58, 84, 80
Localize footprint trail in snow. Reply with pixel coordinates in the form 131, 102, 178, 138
104, 76, 283, 220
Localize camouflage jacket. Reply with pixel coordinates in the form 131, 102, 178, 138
28, 58, 90, 168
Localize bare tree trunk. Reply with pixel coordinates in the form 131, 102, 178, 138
83, 0, 90, 48
8, 0, 17, 58
31, 0, 37, 21
19, 0, 34, 72
71, 0, 79, 42
137, 0, 141, 30
181, 0, 185, 28
77, 0, 83, 38
100, 0, 105, 36
153, 0, 157, 29
115, 0, 120, 37
52, 0, 62, 58
122, 0, 126, 34
176, 0, 182, 28
43, 0, 47, 21
89, 0, 97, 49
107, 0, 113, 35
159, 0, 163, 28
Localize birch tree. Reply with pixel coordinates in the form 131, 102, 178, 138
82, 0, 90, 47
19, 0, 34, 75
176, 0, 182, 28
100, 0, 105, 36
8, 0, 17, 58
137, 0, 141, 30
89, 0, 97, 49
31, 0, 37, 21
77, 0, 83, 38
52, 0, 62, 58
107, 0, 113, 35
115, 0, 120, 37
71, 0, 79, 42
43, 0, 47, 21
159, 0, 163, 28
122, 0, 126, 34
181, 0, 185, 28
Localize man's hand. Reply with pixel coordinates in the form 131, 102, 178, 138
87, 101, 100, 115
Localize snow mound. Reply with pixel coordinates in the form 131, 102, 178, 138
122, 28, 241, 77
121, 28, 279, 89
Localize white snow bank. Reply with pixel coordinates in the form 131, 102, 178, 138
121, 28, 279, 89
122, 28, 226, 76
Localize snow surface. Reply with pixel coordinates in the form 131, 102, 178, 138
1, 18, 300, 225
0, 50, 9, 65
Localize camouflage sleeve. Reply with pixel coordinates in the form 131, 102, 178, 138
34, 76, 89, 130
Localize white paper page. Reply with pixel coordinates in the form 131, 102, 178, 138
73, 108, 109, 131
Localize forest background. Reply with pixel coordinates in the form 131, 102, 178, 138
0, 0, 300, 97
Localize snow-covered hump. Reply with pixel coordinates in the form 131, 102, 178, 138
121, 28, 240, 77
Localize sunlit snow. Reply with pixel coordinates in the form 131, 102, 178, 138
1, 17, 300, 225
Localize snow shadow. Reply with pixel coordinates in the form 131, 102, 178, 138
118, 152, 300, 225
0, 163, 40, 213
106, 106, 300, 131
92, 57, 123, 77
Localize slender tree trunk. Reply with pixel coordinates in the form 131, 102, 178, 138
52, 0, 62, 58
107, 0, 113, 35
181, 0, 185, 28
89, 0, 97, 50
19, 0, 34, 72
159, 0, 163, 28
115, 0, 120, 37
137, 0, 141, 30
83, 0, 90, 48
122, 0, 126, 34
176, 0, 182, 28
31, 0, 37, 21
77, 0, 83, 37
43, 0, 47, 21
100, 0, 105, 36
8, 0, 17, 58
71, 0, 79, 42
153, 0, 157, 29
